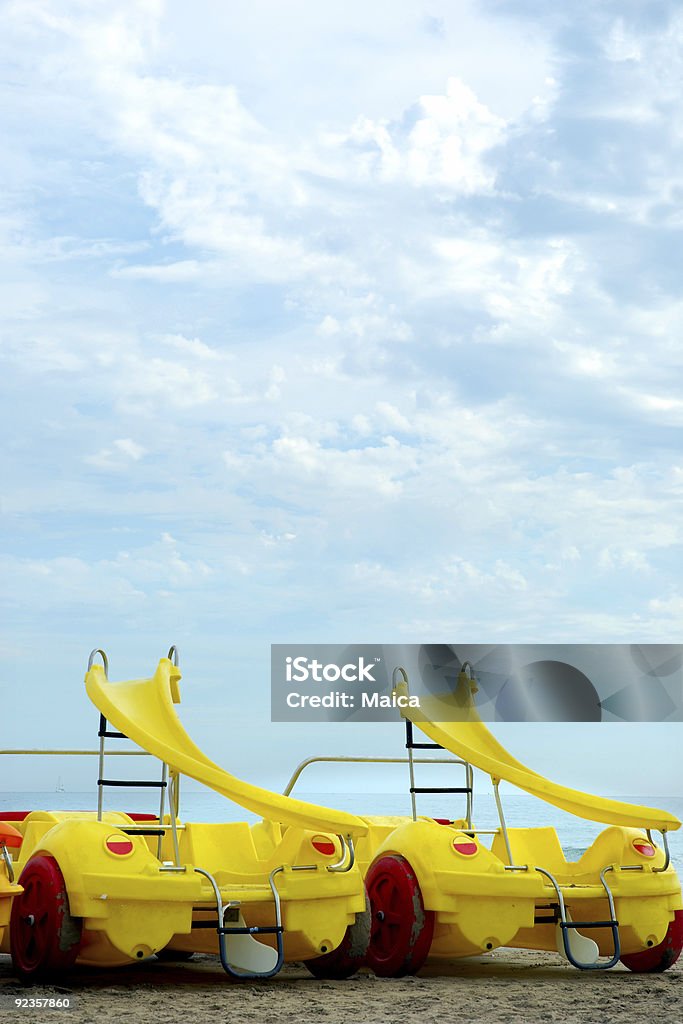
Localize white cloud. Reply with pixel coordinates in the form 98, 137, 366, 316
114, 438, 146, 460
430, 234, 579, 325
333, 77, 506, 193
112, 259, 205, 282
85, 438, 145, 470
649, 593, 683, 616
605, 20, 643, 63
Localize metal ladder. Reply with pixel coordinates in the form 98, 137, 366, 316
405, 719, 474, 826
90, 648, 177, 862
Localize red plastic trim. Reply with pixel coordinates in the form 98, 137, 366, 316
0, 822, 23, 848
311, 835, 337, 856
105, 836, 134, 856
452, 840, 478, 856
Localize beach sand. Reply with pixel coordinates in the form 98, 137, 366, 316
1, 950, 680, 1024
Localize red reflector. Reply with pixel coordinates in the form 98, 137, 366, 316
452, 840, 477, 856
105, 836, 134, 856
311, 835, 336, 856
633, 841, 656, 858
0, 822, 23, 848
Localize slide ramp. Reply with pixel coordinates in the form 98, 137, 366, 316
86, 657, 367, 837
395, 679, 680, 833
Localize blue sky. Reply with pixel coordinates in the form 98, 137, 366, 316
2, 1, 683, 796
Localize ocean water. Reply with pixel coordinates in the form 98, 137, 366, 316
2, 787, 681, 867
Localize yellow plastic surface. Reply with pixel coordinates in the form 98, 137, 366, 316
86, 658, 367, 837
396, 680, 681, 833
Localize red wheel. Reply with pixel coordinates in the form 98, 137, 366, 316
10, 855, 82, 982
305, 895, 371, 979
620, 910, 683, 973
365, 855, 434, 977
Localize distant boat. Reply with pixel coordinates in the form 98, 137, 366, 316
55, 777, 65, 792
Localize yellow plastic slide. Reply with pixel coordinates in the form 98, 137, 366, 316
395, 678, 680, 833
86, 657, 368, 837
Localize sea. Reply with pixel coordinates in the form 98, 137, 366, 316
2, 788, 681, 867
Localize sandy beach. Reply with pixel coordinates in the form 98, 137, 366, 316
1, 949, 680, 1024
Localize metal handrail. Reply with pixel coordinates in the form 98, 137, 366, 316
0, 749, 150, 756
492, 777, 514, 865
327, 834, 355, 873
649, 829, 671, 872
1, 842, 14, 884
283, 754, 467, 796
87, 648, 109, 675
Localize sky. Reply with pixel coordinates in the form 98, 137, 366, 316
1, 1, 683, 797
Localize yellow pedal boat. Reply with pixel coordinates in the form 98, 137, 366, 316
286, 665, 683, 976
1, 649, 369, 982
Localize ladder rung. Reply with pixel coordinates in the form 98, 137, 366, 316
98, 779, 167, 788
410, 787, 471, 794
405, 723, 443, 748
98, 730, 128, 739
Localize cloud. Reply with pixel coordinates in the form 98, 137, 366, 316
112, 259, 205, 282
0, 534, 214, 616
4, 0, 683, 761
329, 77, 507, 193
86, 438, 147, 469
2, 4, 540, 293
